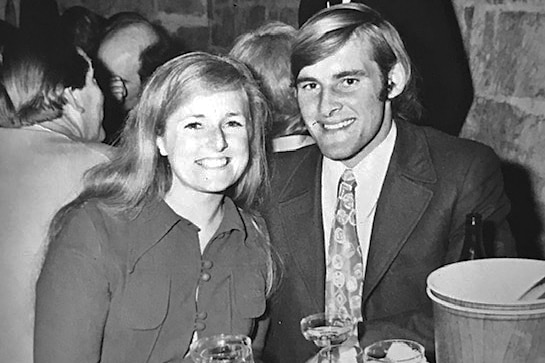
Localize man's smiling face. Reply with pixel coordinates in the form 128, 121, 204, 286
296, 35, 392, 168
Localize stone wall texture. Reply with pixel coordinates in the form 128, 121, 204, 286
53, 0, 545, 257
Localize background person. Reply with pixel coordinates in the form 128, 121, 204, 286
34, 52, 276, 363
96, 12, 179, 144
59, 5, 107, 60
229, 21, 314, 152
0, 37, 111, 363
260, 4, 515, 363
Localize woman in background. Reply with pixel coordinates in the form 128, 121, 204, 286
230, 21, 315, 152
35, 52, 277, 363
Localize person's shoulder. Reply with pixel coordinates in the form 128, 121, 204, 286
81, 142, 115, 160
61, 199, 113, 229
401, 120, 499, 161
68, 140, 114, 162
270, 143, 321, 178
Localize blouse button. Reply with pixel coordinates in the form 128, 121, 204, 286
201, 272, 211, 282
201, 260, 213, 269
194, 321, 206, 331
196, 311, 208, 320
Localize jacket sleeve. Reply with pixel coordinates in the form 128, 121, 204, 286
447, 144, 516, 260
34, 207, 110, 363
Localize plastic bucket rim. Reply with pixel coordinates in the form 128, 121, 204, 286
426, 258, 545, 308
426, 287, 545, 316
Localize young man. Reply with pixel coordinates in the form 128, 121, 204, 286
261, 4, 516, 363
298, 0, 474, 137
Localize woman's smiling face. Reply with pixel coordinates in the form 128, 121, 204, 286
156, 88, 250, 198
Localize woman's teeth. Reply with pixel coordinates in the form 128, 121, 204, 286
197, 158, 228, 168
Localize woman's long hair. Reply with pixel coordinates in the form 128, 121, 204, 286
48, 53, 278, 294
52, 51, 270, 220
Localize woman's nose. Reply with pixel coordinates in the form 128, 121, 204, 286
210, 127, 228, 151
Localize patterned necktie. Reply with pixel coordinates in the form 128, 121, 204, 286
325, 169, 364, 323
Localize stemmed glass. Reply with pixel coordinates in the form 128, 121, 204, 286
317, 344, 364, 363
189, 334, 254, 363
300, 312, 355, 348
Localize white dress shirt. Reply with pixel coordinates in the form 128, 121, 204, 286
322, 121, 397, 285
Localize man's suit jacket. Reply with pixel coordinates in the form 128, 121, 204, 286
298, 0, 474, 137
261, 120, 516, 363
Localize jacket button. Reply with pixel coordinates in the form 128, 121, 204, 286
201, 260, 213, 269
194, 321, 206, 331
196, 311, 208, 320
201, 272, 211, 282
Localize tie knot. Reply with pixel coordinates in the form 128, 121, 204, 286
341, 169, 356, 185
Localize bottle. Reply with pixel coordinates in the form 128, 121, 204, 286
460, 212, 486, 260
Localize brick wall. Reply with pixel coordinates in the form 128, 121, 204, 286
455, 0, 545, 257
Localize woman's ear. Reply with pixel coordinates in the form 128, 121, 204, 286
63, 88, 84, 113
387, 62, 408, 99
156, 136, 168, 156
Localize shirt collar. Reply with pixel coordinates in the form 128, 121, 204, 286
128, 197, 247, 271
138, 196, 246, 236
322, 121, 397, 217
215, 197, 248, 239
323, 121, 397, 178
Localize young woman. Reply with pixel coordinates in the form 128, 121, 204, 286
34, 52, 277, 363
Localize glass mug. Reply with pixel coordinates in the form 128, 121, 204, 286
190, 334, 254, 363
363, 339, 426, 363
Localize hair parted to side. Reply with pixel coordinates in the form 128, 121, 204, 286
52, 51, 270, 223
230, 21, 305, 138
0, 36, 89, 128
292, 3, 422, 122
47, 51, 278, 296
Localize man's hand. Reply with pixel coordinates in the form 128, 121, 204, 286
109, 76, 127, 103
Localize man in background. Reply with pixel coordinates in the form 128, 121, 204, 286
97, 13, 178, 144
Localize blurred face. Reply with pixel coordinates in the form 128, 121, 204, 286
97, 34, 143, 111
156, 88, 250, 199
296, 36, 392, 168
72, 56, 105, 141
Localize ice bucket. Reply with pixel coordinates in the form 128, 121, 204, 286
426, 258, 545, 363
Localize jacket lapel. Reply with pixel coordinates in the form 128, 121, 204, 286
277, 147, 326, 313
363, 121, 437, 303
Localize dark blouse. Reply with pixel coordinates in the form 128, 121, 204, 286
35, 198, 269, 363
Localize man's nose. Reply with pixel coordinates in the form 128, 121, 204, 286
318, 88, 342, 117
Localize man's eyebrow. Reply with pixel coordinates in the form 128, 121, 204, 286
295, 76, 317, 85
296, 69, 367, 85
334, 69, 366, 79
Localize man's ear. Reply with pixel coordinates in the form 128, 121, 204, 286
156, 136, 168, 156
63, 88, 84, 113
387, 62, 408, 99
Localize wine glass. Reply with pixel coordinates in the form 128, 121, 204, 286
362, 339, 426, 363
300, 312, 354, 348
317, 344, 364, 363
189, 334, 254, 363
